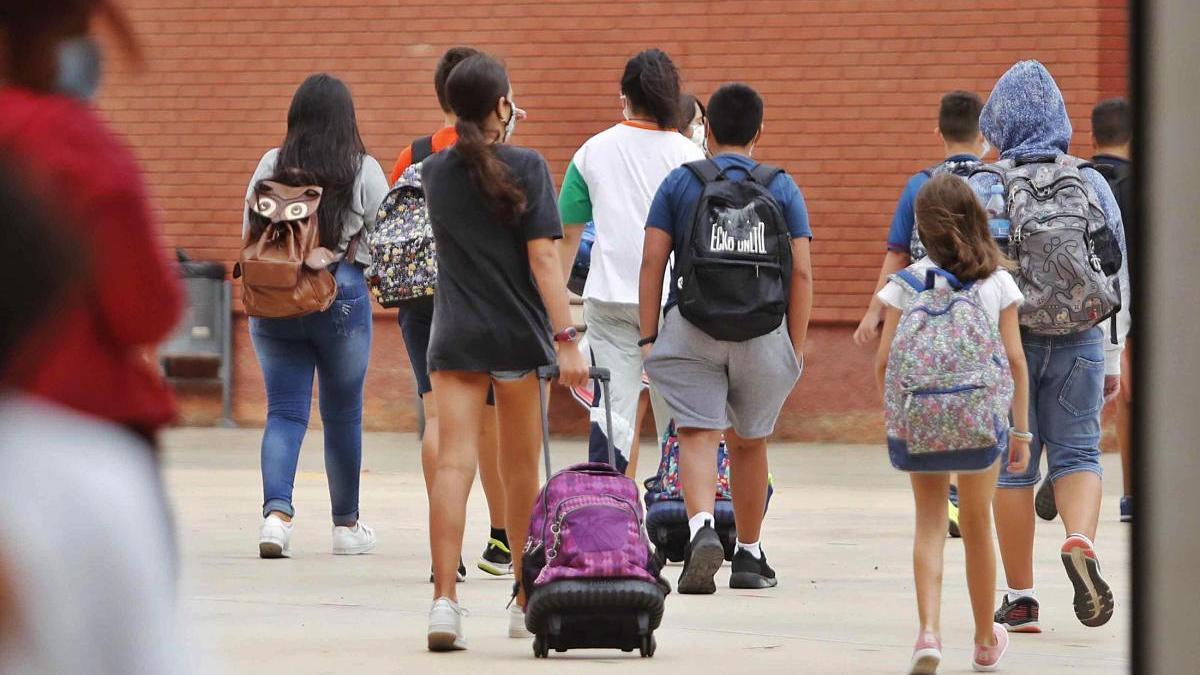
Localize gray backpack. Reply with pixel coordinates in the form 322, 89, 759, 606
973, 156, 1122, 336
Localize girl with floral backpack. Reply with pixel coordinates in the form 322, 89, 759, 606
874, 174, 1031, 673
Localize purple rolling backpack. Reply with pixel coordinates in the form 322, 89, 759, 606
521, 366, 665, 658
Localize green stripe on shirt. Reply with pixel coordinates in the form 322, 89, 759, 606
557, 161, 592, 225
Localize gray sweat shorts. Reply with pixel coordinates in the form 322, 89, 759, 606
645, 308, 801, 439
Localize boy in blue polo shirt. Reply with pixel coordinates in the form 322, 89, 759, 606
638, 83, 813, 594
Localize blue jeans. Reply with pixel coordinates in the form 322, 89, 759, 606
250, 262, 372, 525
998, 328, 1105, 488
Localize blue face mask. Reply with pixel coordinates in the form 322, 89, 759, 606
56, 37, 103, 100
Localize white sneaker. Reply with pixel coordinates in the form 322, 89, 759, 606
332, 521, 376, 555
428, 597, 468, 651
508, 604, 533, 639
259, 514, 293, 559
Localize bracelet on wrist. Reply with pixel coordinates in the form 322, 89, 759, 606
637, 335, 657, 347
1009, 428, 1034, 442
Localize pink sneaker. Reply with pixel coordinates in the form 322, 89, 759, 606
909, 631, 941, 674
973, 623, 1010, 671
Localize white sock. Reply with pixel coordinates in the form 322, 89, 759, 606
1006, 587, 1036, 603
688, 512, 714, 540
1067, 532, 1095, 548
736, 540, 762, 560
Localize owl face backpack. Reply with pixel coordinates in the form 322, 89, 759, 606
235, 180, 339, 318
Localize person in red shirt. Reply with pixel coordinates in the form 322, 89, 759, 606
0, 0, 184, 441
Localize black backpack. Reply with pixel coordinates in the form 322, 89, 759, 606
675, 159, 793, 342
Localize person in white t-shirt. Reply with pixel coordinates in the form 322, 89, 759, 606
874, 174, 1030, 673
558, 49, 705, 474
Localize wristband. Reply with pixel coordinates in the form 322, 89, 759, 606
553, 326, 579, 343
637, 335, 657, 347
1009, 428, 1034, 442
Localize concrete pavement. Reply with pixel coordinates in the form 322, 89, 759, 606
164, 428, 1130, 674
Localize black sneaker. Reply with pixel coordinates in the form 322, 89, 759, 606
994, 595, 1041, 633
1035, 479, 1058, 521
677, 524, 724, 594
477, 538, 513, 577
729, 547, 778, 589
429, 558, 468, 583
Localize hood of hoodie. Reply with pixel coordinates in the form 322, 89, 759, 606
980, 60, 1072, 160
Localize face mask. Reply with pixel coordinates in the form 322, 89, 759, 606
501, 101, 519, 142
56, 37, 103, 100
980, 139, 992, 157
689, 124, 707, 152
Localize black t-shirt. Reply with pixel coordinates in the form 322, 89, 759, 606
1091, 154, 1134, 268
423, 144, 563, 373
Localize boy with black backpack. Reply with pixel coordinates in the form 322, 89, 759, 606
638, 83, 813, 594
969, 61, 1128, 633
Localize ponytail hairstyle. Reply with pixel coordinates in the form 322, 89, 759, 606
276, 74, 366, 250
915, 174, 1013, 283
444, 53, 526, 226
621, 49, 682, 130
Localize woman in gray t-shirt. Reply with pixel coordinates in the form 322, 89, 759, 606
422, 53, 588, 652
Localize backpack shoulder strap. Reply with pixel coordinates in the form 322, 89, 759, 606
749, 163, 784, 187
894, 269, 926, 293
683, 159, 722, 185
411, 135, 435, 164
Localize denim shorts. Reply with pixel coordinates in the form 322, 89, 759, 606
997, 328, 1105, 488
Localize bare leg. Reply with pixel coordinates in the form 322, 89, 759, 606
994, 486, 1036, 590
677, 427, 723, 519
726, 430, 769, 543
1118, 343, 1133, 497
478, 405, 505, 530
625, 392, 650, 479
910, 473, 950, 636
957, 464, 1001, 645
420, 392, 439, 498
1054, 471, 1103, 541
492, 374, 543, 606
428, 372, 489, 602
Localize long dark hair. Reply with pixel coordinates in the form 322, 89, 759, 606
915, 174, 1012, 283
621, 49, 682, 130
444, 53, 526, 226
274, 74, 366, 249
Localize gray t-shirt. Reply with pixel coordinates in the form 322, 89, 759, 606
243, 148, 388, 268
422, 144, 563, 372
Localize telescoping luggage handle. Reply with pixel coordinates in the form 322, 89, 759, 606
536, 365, 617, 477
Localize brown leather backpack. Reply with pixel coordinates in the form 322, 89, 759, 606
235, 180, 338, 318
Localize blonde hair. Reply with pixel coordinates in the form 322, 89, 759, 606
915, 174, 1013, 283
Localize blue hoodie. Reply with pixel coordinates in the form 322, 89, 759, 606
969, 61, 1129, 373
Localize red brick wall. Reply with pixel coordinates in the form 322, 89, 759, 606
98, 0, 1128, 438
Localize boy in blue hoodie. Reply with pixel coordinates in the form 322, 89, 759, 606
970, 61, 1129, 633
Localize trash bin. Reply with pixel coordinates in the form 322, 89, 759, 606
161, 253, 233, 426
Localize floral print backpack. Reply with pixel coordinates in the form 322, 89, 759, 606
367, 136, 437, 307
884, 264, 1013, 460
643, 421, 732, 503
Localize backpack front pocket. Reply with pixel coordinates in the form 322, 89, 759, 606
903, 372, 999, 454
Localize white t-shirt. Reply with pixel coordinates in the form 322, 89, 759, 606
560, 122, 705, 305
877, 257, 1024, 325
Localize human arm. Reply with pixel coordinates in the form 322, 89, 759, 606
528, 238, 588, 387
558, 160, 592, 281
523, 152, 587, 387
999, 305, 1031, 474
788, 237, 813, 363
854, 251, 911, 345
639, 228, 673, 360
359, 156, 389, 235
387, 145, 413, 187
858, 175, 923, 345
874, 308, 901, 393
1084, 168, 1129, 383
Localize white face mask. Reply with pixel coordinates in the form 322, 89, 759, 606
689, 124, 707, 152
501, 100, 519, 142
